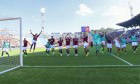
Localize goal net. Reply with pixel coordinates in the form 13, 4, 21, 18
0, 17, 22, 74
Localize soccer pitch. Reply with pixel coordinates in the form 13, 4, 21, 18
0, 44, 140, 84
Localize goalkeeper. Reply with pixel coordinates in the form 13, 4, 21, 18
1, 38, 11, 58
91, 30, 101, 55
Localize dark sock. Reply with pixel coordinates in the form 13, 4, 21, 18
110, 49, 112, 53
30, 44, 33, 50
85, 51, 87, 54
67, 51, 69, 54
61, 51, 62, 54
96, 51, 97, 54
2, 52, 4, 56
6, 53, 9, 57
87, 49, 89, 53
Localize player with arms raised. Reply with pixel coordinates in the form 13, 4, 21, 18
57, 35, 64, 56
73, 35, 79, 56
81, 33, 89, 56
65, 33, 72, 56
30, 30, 42, 52
91, 30, 101, 55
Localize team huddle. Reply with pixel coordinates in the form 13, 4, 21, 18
0, 30, 139, 58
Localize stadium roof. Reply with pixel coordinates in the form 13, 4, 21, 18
116, 13, 140, 28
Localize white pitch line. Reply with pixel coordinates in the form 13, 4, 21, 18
111, 54, 133, 66
22, 65, 135, 68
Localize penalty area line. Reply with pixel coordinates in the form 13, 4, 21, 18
111, 54, 133, 66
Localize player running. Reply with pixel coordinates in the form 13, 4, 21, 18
30, 30, 42, 52
57, 35, 64, 56
113, 37, 121, 55
106, 33, 113, 55
65, 33, 72, 56
128, 32, 139, 53
81, 33, 89, 56
23, 38, 30, 56
73, 35, 78, 56
100, 32, 106, 53
45, 39, 51, 56
1, 38, 11, 58
120, 35, 126, 54
50, 36, 55, 55
91, 30, 101, 55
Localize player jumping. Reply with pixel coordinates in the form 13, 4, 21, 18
91, 30, 101, 55
57, 35, 64, 56
50, 36, 55, 55
30, 30, 42, 52
73, 35, 78, 56
23, 38, 30, 56
81, 33, 89, 56
65, 33, 72, 56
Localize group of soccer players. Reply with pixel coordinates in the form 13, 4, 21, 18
0, 29, 139, 58
44, 33, 89, 56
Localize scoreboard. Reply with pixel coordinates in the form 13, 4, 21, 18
81, 26, 90, 32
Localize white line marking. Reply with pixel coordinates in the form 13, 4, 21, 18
111, 54, 133, 66
22, 65, 136, 68
0, 66, 21, 74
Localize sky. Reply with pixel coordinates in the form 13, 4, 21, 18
0, 0, 140, 34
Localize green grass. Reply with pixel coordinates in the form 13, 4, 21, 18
0, 45, 140, 84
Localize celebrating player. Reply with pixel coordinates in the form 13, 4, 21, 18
106, 33, 113, 55
30, 30, 42, 52
23, 38, 30, 56
120, 35, 126, 54
91, 30, 101, 55
73, 35, 78, 56
81, 33, 89, 56
45, 39, 51, 56
128, 32, 139, 53
1, 38, 11, 58
113, 36, 121, 55
100, 32, 106, 53
57, 35, 64, 56
50, 36, 55, 55
65, 33, 72, 56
